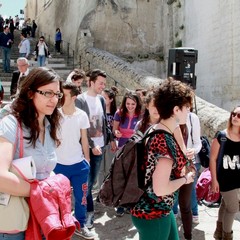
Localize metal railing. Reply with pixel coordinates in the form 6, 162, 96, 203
39, 31, 75, 69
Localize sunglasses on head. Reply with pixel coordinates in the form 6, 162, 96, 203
231, 112, 240, 119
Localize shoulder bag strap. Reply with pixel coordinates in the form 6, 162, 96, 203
189, 114, 194, 145
14, 121, 24, 158
216, 131, 227, 175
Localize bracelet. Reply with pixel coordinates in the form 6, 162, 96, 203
183, 176, 187, 184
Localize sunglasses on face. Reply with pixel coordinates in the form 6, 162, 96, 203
231, 112, 240, 119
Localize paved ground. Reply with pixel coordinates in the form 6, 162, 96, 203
72, 192, 240, 240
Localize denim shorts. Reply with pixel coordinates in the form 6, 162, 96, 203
0, 232, 25, 240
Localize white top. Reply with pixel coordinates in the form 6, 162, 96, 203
19, 38, 30, 56
20, 68, 30, 78
84, 93, 104, 147
187, 112, 202, 163
38, 44, 45, 56
56, 108, 90, 165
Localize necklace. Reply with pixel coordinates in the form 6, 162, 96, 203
160, 122, 173, 135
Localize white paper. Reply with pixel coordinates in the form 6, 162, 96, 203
12, 156, 36, 179
0, 192, 10, 206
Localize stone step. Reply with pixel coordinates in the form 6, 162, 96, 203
1, 34, 76, 100
48, 58, 66, 63
1, 81, 11, 97
0, 59, 16, 66
53, 69, 72, 74
2, 81, 11, 88
47, 63, 67, 68
0, 77, 12, 82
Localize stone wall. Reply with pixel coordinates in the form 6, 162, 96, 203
82, 46, 229, 139
25, 0, 240, 112
25, 0, 183, 75
24, 0, 231, 137
183, 0, 240, 111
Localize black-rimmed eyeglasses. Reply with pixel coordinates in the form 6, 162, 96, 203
35, 90, 63, 99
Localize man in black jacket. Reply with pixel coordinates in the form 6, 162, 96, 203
0, 26, 13, 72
10, 57, 30, 98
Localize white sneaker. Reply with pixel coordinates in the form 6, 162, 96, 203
75, 226, 95, 239
85, 212, 94, 229
192, 215, 199, 224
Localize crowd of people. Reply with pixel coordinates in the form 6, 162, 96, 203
0, 16, 62, 76
0, 24, 239, 240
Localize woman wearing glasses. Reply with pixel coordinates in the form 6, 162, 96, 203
0, 67, 64, 239
35, 36, 49, 67
210, 106, 240, 240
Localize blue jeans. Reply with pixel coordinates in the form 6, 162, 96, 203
1, 47, 11, 72
19, 53, 26, 58
191, 163, 201, 216
37, 55, 46, 66
54, 160, 90, 228
87, 147, 104, 213
0, 232, 25, 240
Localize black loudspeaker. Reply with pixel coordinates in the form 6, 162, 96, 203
168, 48, 198, 89
20, 9, 24, 14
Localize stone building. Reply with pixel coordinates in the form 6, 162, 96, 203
24, 0, 235, 136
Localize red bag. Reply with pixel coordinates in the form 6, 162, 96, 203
196, 168, 220, 203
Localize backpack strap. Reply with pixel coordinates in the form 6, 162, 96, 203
143, 125, 172, 140
189, 113, 194, 145
216, 130, 227, 175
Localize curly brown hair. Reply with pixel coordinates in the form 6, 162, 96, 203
11, 67, 64, 147
154, 78, 193, 120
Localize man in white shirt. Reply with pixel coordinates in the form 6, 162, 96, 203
18, 32, 30, 58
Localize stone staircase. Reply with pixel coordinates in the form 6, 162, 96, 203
0, 30, 76, 103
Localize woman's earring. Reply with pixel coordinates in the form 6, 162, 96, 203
175, 116, 180, 124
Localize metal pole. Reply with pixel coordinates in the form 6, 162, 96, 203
73, 50, 75, 69
67, 43, 69, 64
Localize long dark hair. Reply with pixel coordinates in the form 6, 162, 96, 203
180, 124, 188, 146
103, 86, 118, 116
138, 91, 156, 133
11, 67, 64, 147
119, 91, 142, 124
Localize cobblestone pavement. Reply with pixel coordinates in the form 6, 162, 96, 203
72, 194, 240, 240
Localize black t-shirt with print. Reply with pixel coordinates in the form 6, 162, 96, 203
216, 131, 240, 192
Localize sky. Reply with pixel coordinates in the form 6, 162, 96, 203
0, 0, 25, 19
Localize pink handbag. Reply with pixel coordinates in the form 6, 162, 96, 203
196, 168, 220, 203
